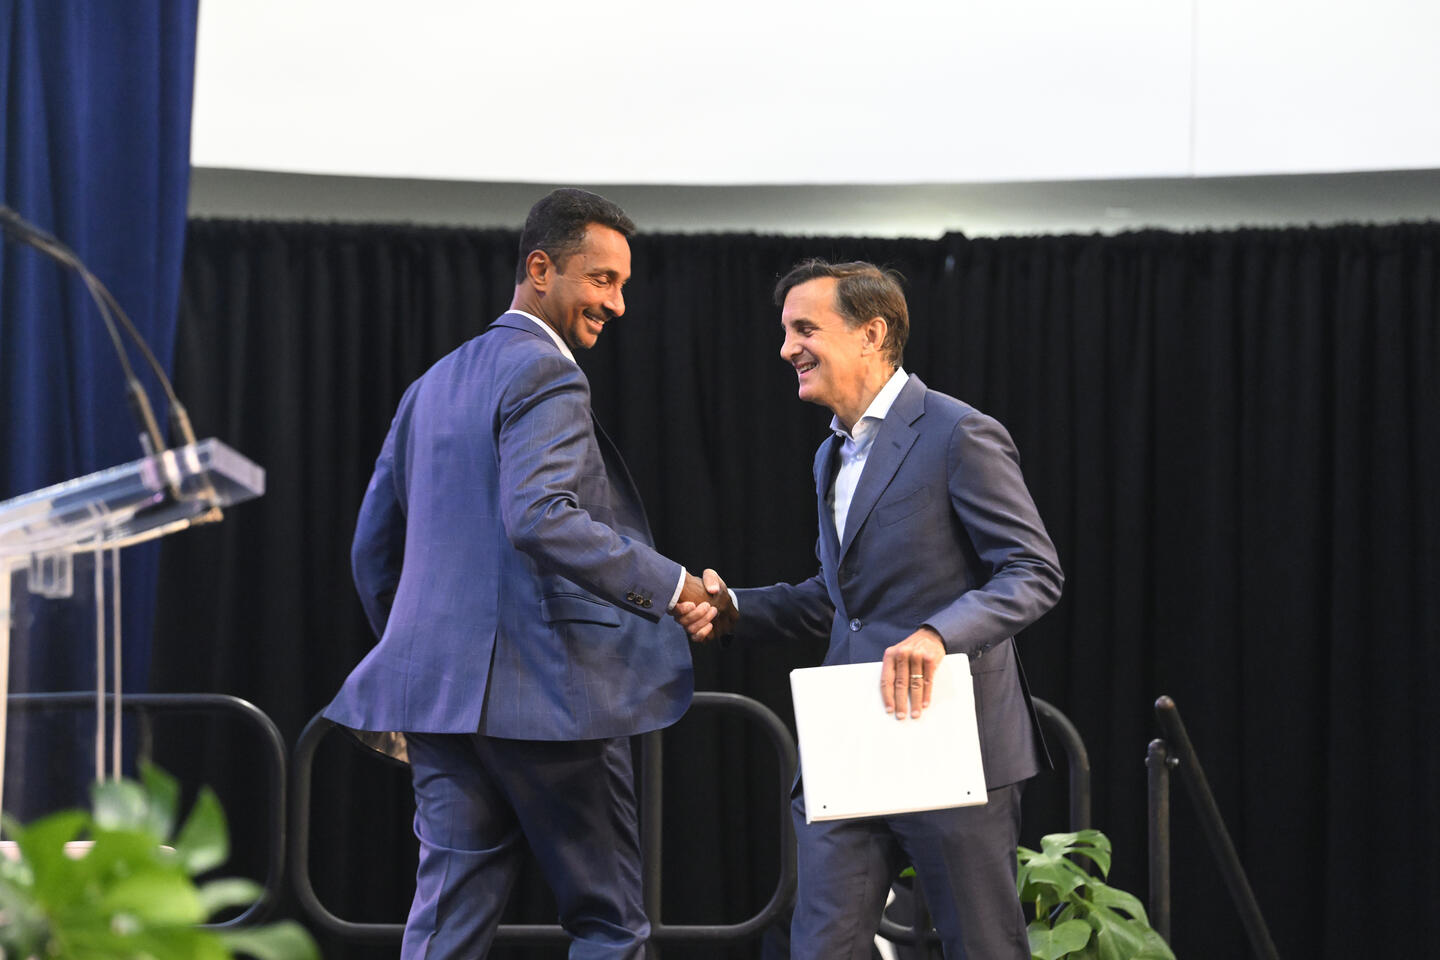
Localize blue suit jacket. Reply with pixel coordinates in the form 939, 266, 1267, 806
736, 375, 1062, 787
325, 313, 693, 741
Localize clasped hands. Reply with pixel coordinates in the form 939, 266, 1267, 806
671, 571, 944, 720
672, 568, 736, 642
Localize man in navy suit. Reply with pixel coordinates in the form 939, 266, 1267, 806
325, 188, 727, 959
684, 260, 1063, 959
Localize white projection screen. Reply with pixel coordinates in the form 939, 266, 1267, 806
191, 0, 1440, 185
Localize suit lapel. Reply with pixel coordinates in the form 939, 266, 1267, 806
836, 376, 926, 564
814, 433, 843, 562
591, 413, 654, 541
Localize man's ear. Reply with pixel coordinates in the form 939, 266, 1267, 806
525, 249, 553, 289
863, 316, 889, 354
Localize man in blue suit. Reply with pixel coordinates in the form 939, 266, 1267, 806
684, 259, 1063, 959
325, 188, 726, 959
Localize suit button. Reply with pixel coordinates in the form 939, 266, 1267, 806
642, 598, 653, 608
626, 592, 638, 603
849, 618, 862, 632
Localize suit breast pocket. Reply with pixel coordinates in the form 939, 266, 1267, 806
876, 485, 932, 527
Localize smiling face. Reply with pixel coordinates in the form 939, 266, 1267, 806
779, 276, 887, 429
533, 223, 631, 352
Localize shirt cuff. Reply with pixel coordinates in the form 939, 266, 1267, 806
666, 568, 687, 612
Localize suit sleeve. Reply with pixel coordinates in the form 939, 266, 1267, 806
734, 572, 835, 644
351, 420, 406, 640
924, 411, 1064, 656
497, 351, 682, 620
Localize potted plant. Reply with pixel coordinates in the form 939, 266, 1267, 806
0, 763, 318, 959
1017, 829, 1174, 960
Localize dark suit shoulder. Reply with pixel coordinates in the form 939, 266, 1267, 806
912, 387, 1023, 464
917, 384, 982, 426
457, 323, 586, 392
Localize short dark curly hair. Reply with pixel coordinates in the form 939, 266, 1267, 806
773, 258, 909, 368
515, 188, 636, 285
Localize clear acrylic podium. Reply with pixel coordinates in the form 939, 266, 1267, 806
0, 438, 265, 816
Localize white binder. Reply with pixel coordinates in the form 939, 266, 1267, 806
789, 657, 988, 823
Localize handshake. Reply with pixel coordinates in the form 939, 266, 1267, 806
671, 568, 737, 643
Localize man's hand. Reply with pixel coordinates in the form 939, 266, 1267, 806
673, 568, 737, 643
880, 627, 946, 719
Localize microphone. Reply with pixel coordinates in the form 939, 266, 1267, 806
1, 205, 219, 519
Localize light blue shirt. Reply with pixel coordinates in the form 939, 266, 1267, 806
830, 368, 909, 541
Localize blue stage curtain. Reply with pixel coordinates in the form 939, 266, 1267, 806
1, 0, 199, 811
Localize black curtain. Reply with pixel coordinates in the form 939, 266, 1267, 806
153, 219, 1440, 959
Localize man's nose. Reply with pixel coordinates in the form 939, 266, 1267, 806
606, 286, 625, 318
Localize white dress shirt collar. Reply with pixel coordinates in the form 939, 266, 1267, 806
508, 309, 576, 364
829, 367, 909, 442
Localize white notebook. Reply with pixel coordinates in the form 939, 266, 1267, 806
790, 657, 988, 823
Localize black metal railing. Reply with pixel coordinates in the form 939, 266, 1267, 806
4, 691, 288, 927
7, 687, 1092, 953
289, 691, 798, 948
642, 692, 798, 945
1146, 694, 1280, 959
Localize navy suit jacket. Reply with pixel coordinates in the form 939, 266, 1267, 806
736, 375, 1062, 787
325, 313, 693, 742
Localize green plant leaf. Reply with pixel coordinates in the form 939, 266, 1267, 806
198, 876, 263, 917
0, 878, 49, 958
1038, 830, 1112, 877
12, 808, 88, 864
173, 786, 229, 875
13, 809, 89, 903
220, 920, 322, 960
60, 924, 232, 960
83, 827, 173, 887
0, 767, 301, 960
1017, 830, 1172, 960
1085, 880, 1150, 924
140, 761, 182, 839
1091, 917, 1152, 960
98, 869, 206, 925
92, 778, 156, 838
1028, 917, 1093, 959
1018, 852, 1088, 905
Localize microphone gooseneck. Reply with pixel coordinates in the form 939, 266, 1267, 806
1, 204, 219, 519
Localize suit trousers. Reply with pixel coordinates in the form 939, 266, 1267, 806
790, 782, 1030, 960
403, 731, 649, 959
